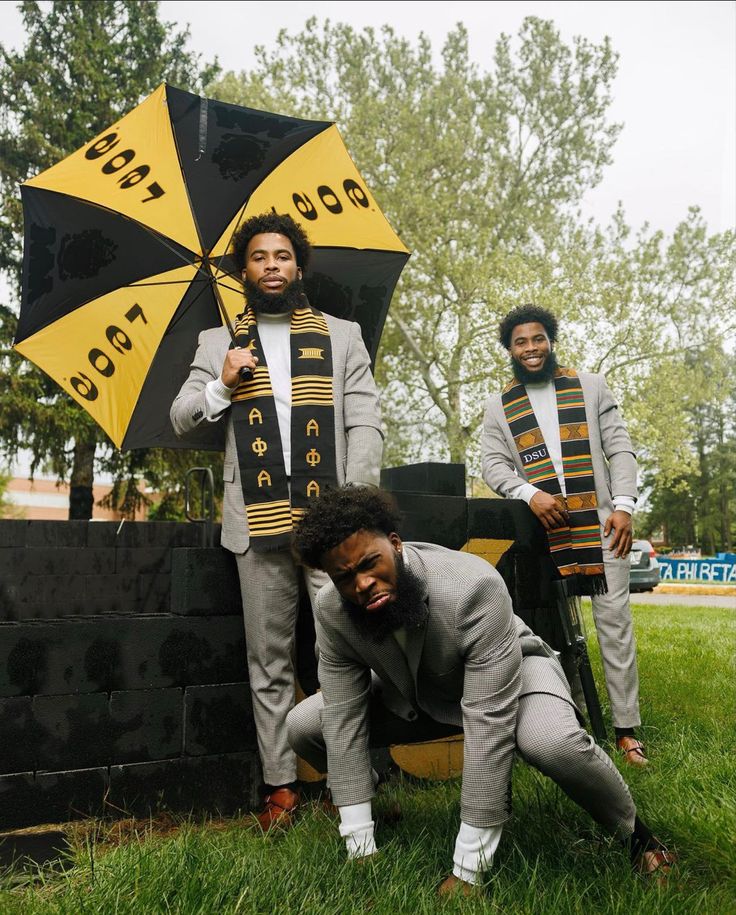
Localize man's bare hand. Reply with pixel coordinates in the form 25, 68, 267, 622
438, 875, 481, 898
529, 492, 569, 530
221, 347, 258, 388
603, 510, 633, 558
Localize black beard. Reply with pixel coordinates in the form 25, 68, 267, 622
511, 349, 559, 385
244, 277, 307, 315
341, 555, 429, 643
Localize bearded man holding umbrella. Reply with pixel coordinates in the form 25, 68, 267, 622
171, 211, 383, 829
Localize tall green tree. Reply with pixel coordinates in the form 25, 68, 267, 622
638, 349, 736, 553
208, 19, 735, 492
0, 0, 218, 518
207, 17, 622, 467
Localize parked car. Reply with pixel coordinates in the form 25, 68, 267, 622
629, 539, 661, 592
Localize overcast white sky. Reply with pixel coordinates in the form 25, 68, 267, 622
2, 0, 734, 236
2, 1, 735, 481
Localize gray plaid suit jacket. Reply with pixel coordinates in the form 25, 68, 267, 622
314, 542, 573, 828
170, 314, 384, 552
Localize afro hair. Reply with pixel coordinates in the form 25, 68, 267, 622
498, 304, 559, 349
231, 212, 312, 273
293, 486, 403, 569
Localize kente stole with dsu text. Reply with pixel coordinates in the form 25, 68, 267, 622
230, 304, 336, 552
501, 367, 607, 596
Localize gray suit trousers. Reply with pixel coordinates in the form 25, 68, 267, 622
235, 549, 328, 786
288, 677, 636, 838
593, 549, 641, 729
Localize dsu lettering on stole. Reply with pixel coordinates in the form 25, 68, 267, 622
522, 446, 548, 464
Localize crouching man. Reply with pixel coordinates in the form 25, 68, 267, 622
287, 486, 674, 894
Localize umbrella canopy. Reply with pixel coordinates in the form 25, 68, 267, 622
14, 83, 409, 450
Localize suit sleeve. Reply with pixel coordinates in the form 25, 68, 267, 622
480, 395, 525, 498
597, 375, 638, 502
170, 331, 219, 437
314, 603, 376, 806
343, 322, 384, 486
455, 575, 522, 828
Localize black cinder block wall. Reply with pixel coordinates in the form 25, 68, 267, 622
0, 520, 258, 830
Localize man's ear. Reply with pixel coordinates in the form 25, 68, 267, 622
388, 532, 403, 553
297, 267, 303, 279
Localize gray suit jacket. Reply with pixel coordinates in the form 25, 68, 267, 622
480, 371, 637, 528
170, 314, 383, 553
313, 542, 572, 829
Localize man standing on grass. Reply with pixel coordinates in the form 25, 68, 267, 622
481, 304, 647, 766
287, 486, 674, 894
170, 213, 383, 829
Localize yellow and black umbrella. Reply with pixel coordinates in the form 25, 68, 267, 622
14, 83, 409, 450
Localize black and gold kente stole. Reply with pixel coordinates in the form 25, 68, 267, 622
230, 304, 336, 552
502, 368, 607, 596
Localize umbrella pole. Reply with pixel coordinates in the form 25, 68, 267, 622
209, 272, 253, 381
210, 274, 238, 345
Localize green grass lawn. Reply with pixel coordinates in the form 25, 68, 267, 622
1, 603, 734, 914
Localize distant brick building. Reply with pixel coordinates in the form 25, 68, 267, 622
4, 475, 151, 521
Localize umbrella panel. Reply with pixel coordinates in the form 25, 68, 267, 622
16, 186, 192, 343
166, 86, 332, 253
14, 265, 203, 449
122, 274, 231, 451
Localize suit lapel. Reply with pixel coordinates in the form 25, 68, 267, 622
401, 545, 429, 685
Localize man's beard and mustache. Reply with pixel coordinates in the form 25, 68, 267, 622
341, 555, 429, 643
511, 349, 559, 385
244, 277, 307, 315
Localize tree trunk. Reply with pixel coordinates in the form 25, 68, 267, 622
68, 439, 96, 520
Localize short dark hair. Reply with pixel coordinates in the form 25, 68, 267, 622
498, 304, 559, 349
231, 212, 312, 272
293, 486, 402, 569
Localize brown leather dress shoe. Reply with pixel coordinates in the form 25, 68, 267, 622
616, 735, 649, 767
253, 787, 300, 831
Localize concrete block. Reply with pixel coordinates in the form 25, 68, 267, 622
467, 498, 546, 548
392, 492, 468, 550
0, 521, 27, 548
110, 688, 183, 764
0, 697, 36, 774
169, 548, 241, 615
25, 522, 88, 548
0, 575, 87, 621
109, 751, 259, 818
33, 693, 112, 770
382, 462, 466, 497
114, 546, 172, 576
184, 683, 254, 756
0, 624, 51, 695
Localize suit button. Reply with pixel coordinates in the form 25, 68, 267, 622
407, 711, 418, 721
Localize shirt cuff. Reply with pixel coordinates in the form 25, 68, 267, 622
204, 377, 234, 421
452, 821, 503, 885
339, 802, 377, 859
509, 482, 541, 505
612, 496, 635, 514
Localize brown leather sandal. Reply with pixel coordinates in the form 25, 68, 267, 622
616, 735, 649, 767
633, 844, 678, 881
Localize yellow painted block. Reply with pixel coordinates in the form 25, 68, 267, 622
461, 537, 515, 568
390, 736, 464, 780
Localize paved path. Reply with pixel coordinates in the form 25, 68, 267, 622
627, 590, 735, 608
